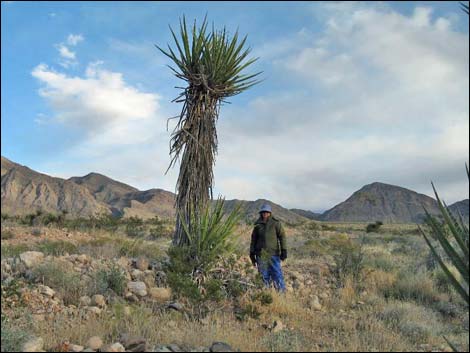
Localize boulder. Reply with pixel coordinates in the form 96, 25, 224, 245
19, 251, 44, 269
91, 294, 106, 307
119, 333, 147, 352
87, 336, 103, 350
38, 285, 55, 298
149, 287, 172, 303
127, 281, 147, 297
210, 342, 235, 352
136, 257, 149, 271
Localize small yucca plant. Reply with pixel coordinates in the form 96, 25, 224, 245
419, 167, 469, 351
419, 170, 469, 307
176, 197, 242, 276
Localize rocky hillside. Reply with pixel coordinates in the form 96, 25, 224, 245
320, 182, 442, 223
1, 157, 109, 218
289, 208, 323, 221
68, 173, 138, 204
449, 199, 469, 223
1, 157, 306, 224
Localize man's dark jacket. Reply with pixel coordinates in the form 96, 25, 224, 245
250, 215, 287, 259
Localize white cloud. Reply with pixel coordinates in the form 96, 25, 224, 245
56, 44, 75, 60
54, 34, 84, 68
32, 62, 163, 142
67, 34, 84, 46
212, 4, 469, 210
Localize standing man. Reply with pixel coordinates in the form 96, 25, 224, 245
250, 203, 287, 292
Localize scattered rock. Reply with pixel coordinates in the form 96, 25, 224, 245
87, 336, 103, 350
131, 269, 144, 281
22, 336, 44, 352
119, 333, 147, 352
76, 254, 89, 264
70, 344, 85, 352
149, 287, 172, 303
87, 306, 102, 315
168, 302, 184, 311
38, 285, 55, 298
310, 295, 322, 311
153, 345, 173, 352
102, 342, 126, 352
91, 294, 106, 307
127, 281, 147, 297
271, 320, 284, 333
136, 257, 150, 271
19, 251, 44, 269
79, 295, 92, 307
210, 342, 235, 352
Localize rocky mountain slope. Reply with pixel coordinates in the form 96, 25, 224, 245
319, 182, 442, 223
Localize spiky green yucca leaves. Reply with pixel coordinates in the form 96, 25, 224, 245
177, 197, 242, 274
156, 17, 261, 246
419, 170, 469, 307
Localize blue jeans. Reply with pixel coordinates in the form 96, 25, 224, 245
257, 255, 286, 292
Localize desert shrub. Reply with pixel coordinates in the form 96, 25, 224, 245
1, 229, 15, 240
263, 329, 306, 352
432, 300, 462, 318
35, 240, 77, 256
1, 244, 30, 258
321, 224, 336, 231
252, 290, 274, 305
1, 315, 31, 352
332, 237, 365, 286
364, 252, 396, 272
378, 302, 441, 343
88, 265, 127, 296
235, 303, 261, 321
31, 228, 42, 237
366, 221, 383, 233
32, 261, 86, 306
380, 270, 441, 305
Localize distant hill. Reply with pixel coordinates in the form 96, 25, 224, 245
320, 182, 441, 223
448, 199, 469, 223
3, 156, 466, 224
289, 208, 323, 221
1, 157, 109, 217
224, 199, 310, 225
1, 156, 307, 223
69, 173, 138, 204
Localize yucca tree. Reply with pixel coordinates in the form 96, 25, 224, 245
156, 17, 261, 246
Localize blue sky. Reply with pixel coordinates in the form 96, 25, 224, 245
1, 1, 469, 212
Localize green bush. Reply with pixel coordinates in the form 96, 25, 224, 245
366, 221, 383, 233
252, 291, 274, 305
378, 302, 440, 344
235, 303, 261, 321
1, 244, 30, 258
88, 265, 127, 296
35, 240, 78, 256
333, 237, 365, 286
1, 229, 15, 240
364, 252, 396, 272
1, 317, 31, 352
381, 270, 440, 305
32, 261, 85, 306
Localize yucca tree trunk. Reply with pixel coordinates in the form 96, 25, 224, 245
173, 91, 219, 246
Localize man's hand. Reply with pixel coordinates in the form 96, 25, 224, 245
280, 249, 287, 261
250, 252, 257, 267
